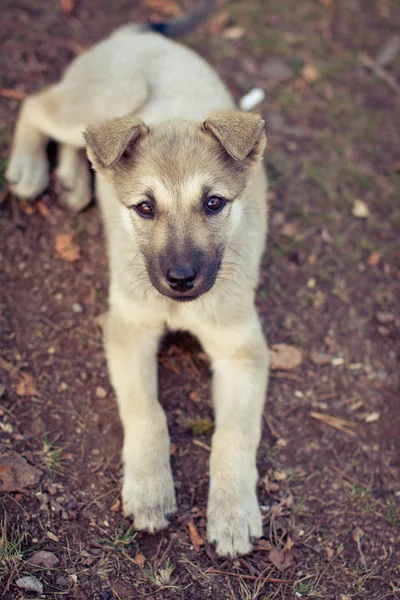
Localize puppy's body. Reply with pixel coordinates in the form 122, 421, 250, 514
7, 24, 269, 557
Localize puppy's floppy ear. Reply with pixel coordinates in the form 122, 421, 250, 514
202, 110, 266, 166
84, 115, 149, 170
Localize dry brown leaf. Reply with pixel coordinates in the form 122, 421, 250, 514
145, 0, 182, 18
367, 251, 381, 267
0, 87, 27, 100
133, 553, 146, 568
280, 222, 297, 237
36, 200, 50, 218
283, 536, 294, 553
270, 344, 303, 371
207, 10, 229, 35
268, 546, 294, 571
186, 521, 205, 552
111, 498, 121, 512
0, 451, 41, 492
301, 64, 320, 83
55, 233, 80, 262
16, 372, 38, 396
60, 0, 74, 13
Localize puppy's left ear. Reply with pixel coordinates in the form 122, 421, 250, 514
84, 115, 149, 171
202, 110, 266, 167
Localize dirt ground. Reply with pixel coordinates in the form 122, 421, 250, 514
0, 0, 399, 599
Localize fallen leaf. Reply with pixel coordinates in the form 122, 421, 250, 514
16, 372, 38, 396
111, 498, 121, 512
46, 531, 59, 543
60, 0, 74, 13
55, 233, 80, 262
270, 344, 303, 371
263, 475, 280, 493
222, 26, 245, 40
16, 576, 43, 594
145, 0, 182, 18
36, 200, 50, 218
324, 546, 335, 560
94, 311, 107, 329
301, 63, 320, 83
133, 553, 146, 568
310, 351, 331, 366
283, 536, 294, 553
268, 546, 294, 571
0, 87, 27, 100
352, 199, 370, 219
367, 251, 381, 267
207, 10, 229, 35
280, 222, 297, 237
169, 442, 177, 456
186, 521, 205, 552
273, 469, 288, 481
27, 550, 59, 568
0, 451, 41, 492
253, 539, 272, 551
352, 527, 364, 543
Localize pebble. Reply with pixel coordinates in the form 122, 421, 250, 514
27, 550, 59, 568
376, 311, 394, 324
239, 88, 265, 111
310, 351, 332, 366
95, 386, 107, 398
56, 575, 69, 589
72, 302, 83, 313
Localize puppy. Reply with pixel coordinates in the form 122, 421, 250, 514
7, 4, 270, 557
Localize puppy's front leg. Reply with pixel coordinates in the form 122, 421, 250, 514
104, 312, 176, 532
197, 311, 269, 557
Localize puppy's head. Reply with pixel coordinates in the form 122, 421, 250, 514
84, 110, 266, 301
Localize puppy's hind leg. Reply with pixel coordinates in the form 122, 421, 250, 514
55, 145, 91, 213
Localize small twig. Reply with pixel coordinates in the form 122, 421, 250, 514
358, 52, 400, 98
192, 439, 211, 452
330, 465, 369, 489
205, 568, 291, 584
310, 411, 357, 437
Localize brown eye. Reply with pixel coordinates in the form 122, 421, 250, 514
135, 201, 155, 218
205, 195, 226, 215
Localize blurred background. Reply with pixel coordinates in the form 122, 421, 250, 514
0, 1, 399, 599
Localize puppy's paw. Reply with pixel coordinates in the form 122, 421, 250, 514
55, 158, 91, 213
207, 490, 262, 557
122, 470, 177, 533
6, 150, 49, 199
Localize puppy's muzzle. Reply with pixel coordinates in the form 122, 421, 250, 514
166, 266, 197, 292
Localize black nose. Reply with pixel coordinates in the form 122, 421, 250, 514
166, 266, 197, 292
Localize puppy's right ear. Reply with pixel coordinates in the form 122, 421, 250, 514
84, 115, 149, 171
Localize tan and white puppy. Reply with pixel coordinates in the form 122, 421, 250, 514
7, 13, 269, 557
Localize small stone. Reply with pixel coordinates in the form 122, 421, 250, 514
95, 386, 107, 399
310, 351, 331, 366
365, 411, 380, 423
0, 384, 5, 399
16, 576, 43, 594
331, 357, 344, 366
72, 302, 83, 313
27, 550, 59, 568
352, 199, 369, 219
56, 575, 69, 589
59, 382, 69, 391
